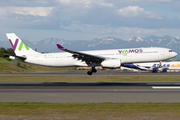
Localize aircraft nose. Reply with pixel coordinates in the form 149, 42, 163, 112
173, 52, 177, 57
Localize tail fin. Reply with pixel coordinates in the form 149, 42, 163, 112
6, 33, 40, 56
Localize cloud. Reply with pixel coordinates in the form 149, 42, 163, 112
57, 0, 114, 8
0, 0, 180, 41
129, 0, 171, 2
0, 0, 52, 7
0, 0, 179, 35
98, 2, 114, 8
58, 0, 92, 8
0, 7, 54, 17
116, 27, 156, 34
0, 6, 58, 31
171, 1, 180, 12
118, 6, 162, 20
77, 24, 157, 35
14, 7, 54, 16
119, 6, 144, 17
58, 0, 91, 5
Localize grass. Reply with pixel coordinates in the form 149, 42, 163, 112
0, 57, 75, 73
0, 102, 180, 115
0, 102, 179, 114
0, 102, 180, 119
1, 76, 180, 82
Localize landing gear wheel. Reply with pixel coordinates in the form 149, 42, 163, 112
87, 71, 92, 75
92, 69, 97, 73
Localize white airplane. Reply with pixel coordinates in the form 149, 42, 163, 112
122, 61, 180, 72
6, 33, 177, 75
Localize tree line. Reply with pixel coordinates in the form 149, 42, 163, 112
0, 47, 15, 58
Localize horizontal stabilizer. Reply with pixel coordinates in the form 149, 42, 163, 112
4, 53, 26, 61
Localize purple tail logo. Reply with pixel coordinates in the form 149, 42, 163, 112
9, 39, 19, 51
9, 39, 29, 51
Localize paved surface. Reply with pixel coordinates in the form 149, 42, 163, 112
1, 82, 180, 103
0, 70, 180, 76
1, 70, 180, 103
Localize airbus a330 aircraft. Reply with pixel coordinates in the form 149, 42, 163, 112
6, 33, 177, 75
122, 61, 180, 72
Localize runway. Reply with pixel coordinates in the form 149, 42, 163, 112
0, 70, 180, 76
1, 82, 180, 103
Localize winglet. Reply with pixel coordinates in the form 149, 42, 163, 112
56, 44, 64, 49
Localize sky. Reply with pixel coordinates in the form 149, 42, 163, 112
0, 0, 180, 41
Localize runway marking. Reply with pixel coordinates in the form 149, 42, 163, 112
152, 86, 180, 89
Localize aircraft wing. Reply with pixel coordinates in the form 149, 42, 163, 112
56, 44, 105, 63
122, 64, 147, 70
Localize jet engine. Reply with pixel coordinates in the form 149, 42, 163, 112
152, 68, 168, 72
152, 68, 158, 72
162, 68, 168, 72
101, 59, 121, 68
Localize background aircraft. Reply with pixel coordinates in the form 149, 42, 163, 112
6, 33, 177, 75
122, 61, 180, 72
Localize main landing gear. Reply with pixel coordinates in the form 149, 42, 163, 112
87, 67, 97, 75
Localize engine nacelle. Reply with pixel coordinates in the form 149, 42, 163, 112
162, 68, 167, 72
152, 68, 168, 72
101, 59, 121, 68
152, 68, 158, 72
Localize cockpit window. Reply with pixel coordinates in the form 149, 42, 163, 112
169, 50, 173, 52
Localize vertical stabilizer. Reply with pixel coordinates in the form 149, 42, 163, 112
6, 33, 40, 56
